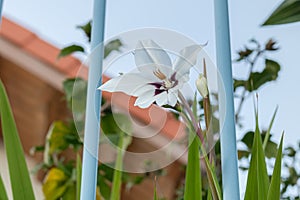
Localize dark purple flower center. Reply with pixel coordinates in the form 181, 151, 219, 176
148, 72, 178, 96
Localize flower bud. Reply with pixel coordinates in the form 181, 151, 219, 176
196, 74, 208, 98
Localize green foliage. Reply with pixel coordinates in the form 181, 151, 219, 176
33, 75, 148, 199
244, 110, 270, 200
263, 106, 278, 150
76, 154, 81, 200
42, 167, 72, 200
234, 59, 280, 92
58, 39, 123, 59
58, 45, 85, 58
263, 0, 300, 26
239, 131, 278, 160
104, 39, 122, 58
234, 39, 281, 126
0, 175, 8, 200
267, 134, 284, 200
110, 114, 132, 200
77, 21, 92, 41
0, 80, 35, 200
280, 142, 300, 199
184, 129, 202, 200
63, 78, 87, 121
244, 107, 284, 200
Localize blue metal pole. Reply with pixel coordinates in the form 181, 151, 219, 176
214, 0, 240, 199
80, 0, 106, 199
0, 0, 3, 23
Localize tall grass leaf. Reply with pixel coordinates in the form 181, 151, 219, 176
153, 177, 158, 200
76, 153, 82, 200
0, 174, 8, 200
184, 94, 202, 200
110, 135, 123, 200
184, 130, 202, 200
202, 153, 222, 200
194, 94, 221, 200
263, 106, 278, 150
206, 188, 212, 200
263, 0, 300, 26
110, 114, 132, 200
244, 107, 269, 200
0, 80, 35, 200
267, 133, 284, 200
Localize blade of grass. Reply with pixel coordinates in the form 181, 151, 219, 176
195, 94, 221, 200
263, 0, 300, 25
244, 105, 269, 200
263, 106, 278, 150
0, 174, 8, 200
0, 80, 35, 200
76, 153, 82, 200
184, 129, 202, 200
201, 148, 222, 200
207, 188, 212, 200
267, 133, 284, 200
110, 133, 124, 200
184, 94, 202, 200
153, 177, 158, 200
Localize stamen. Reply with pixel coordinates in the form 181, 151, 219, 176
153, 69, 167, 80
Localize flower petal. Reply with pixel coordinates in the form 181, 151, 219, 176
137, 64, 174, 81
99, 73, 150, 96
134, 90, 156, 108
173, 45, 202, 82
155, 92, 169, 107
135, 40, 172, 69
167, 90, 178, 106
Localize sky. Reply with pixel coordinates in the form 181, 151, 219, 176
2, 0, 300, 146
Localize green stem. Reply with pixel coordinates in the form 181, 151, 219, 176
110, 133, 124, 200
235, 50, 264, 121
178, 91, 204, 142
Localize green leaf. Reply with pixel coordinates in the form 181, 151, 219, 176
98, 175, 111, 200
76, 154, 82, 200
234, 59, 280, 92
153, 178, 158, 200
77, 21, 92, 41
184, 130, 202, 200
265, 141, 278, 159
263, 0, 300, 26
241, 131, 255, 150
62, 184, 76, 200
0, 80, 35, 200
267, 134, 284, 200
110, 113, 132, 200
263, 106, 278, 150
110, 135, 124, 200
240, 130, 277, 158
0, 175, 8, 200
44, 121, 71, 165
233, 79, 247, 91
63, 78, 87, 120
184, 95, 202, 200
244, 110, 269, 200
101, 113, 132, 147
250, 59, 280, 91
237, 150, 250, 159
58, 45, 85, 59
104, 39, 123, 58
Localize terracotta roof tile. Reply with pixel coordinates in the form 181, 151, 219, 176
0, 16, 186, 140
0, 18, 37, 47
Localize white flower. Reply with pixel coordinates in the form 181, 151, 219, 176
99, 40, 202, 108
196, 74, 208, 98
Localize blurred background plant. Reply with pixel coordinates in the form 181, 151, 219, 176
27, 1, 300, 199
